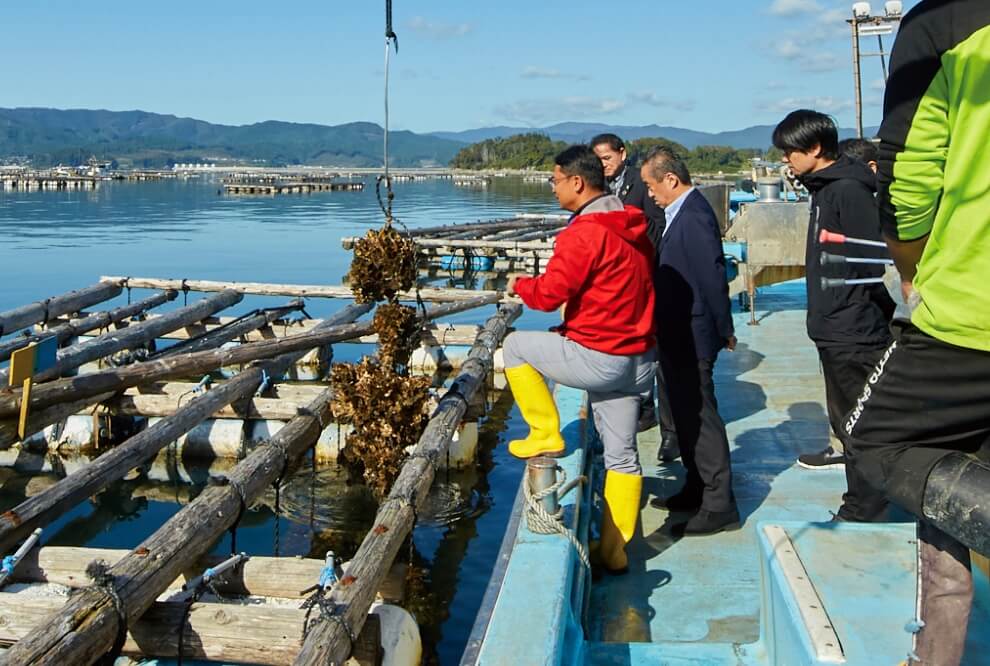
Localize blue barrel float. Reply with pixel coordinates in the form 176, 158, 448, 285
439, 254, 495, 271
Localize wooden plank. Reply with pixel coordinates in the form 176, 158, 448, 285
92, 315, 482, 346
150, 299, 304, 358
107, 393, 307, 420
0, 300, 499, 665
100, 275, 499, 303
0, 291, 177, 363
0, 593, 302, 665
0, 281, 123, 338
0, 305, 370, 552
11, 547, 406, 602
0, 290, 244, 386
0, 297, 494, 423
293, 303, 521, 665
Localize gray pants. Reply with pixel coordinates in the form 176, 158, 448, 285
503, 332, 656, 475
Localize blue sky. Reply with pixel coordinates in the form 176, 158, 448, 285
1, 0, 919, 133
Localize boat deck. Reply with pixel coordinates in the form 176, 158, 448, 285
466, 279, 990, 665
588, 281, 990, 664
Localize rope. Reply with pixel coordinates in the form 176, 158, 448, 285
210, 476, 248, 555
271, 439, 290, 557
256, 369, 271, 397
523, 467, 590, 571
300, 588, 356, 653
86, 560, 129, 665
175, 570, 227, 666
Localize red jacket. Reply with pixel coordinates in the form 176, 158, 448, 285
515, 204, 656, 355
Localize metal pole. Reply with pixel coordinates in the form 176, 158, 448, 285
878, 34, 888, 81
526, 456, 559, 517
852, 18, 864, 138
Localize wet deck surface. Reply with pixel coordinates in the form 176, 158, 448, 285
587, 281, 990, 663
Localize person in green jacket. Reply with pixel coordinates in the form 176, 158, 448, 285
844, 1, 990, 663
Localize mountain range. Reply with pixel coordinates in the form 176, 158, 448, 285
0, 108, 877, 168
429, 122, 878, 150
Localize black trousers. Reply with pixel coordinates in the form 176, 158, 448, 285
841, 324, 989, 665
844, 323, 990, 518
660, 352, 734, 512
817, 345, 890, 522
656, 364, 676, 435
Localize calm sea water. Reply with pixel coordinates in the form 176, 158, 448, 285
0, 176, 561, 664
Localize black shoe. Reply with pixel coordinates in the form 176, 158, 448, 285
637, 400, 658, 433
797, 446, 846, 470
657, 430, 680, 462
680, 507, 741, 536
650, 488, 702, 512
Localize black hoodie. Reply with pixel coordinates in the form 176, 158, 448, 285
799, 155, 895, 348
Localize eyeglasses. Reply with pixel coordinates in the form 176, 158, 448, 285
548, 175, 572, 188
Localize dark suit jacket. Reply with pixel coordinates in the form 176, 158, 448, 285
615, 165, 666, 250
655, 189, 734, 362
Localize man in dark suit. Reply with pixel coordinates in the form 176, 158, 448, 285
591, 133, 678, 459
640, 147, 739, 536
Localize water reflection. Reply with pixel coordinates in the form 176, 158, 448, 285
0, 175, 551, 663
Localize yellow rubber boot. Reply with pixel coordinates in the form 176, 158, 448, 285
505, 364, 565, 459
598, 470, 643, 573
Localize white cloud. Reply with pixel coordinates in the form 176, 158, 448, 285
774, 38, 804, 60
769, 0, 823, 16
494, 97, 626, 124
521, 66, 564, 79
628, 91, 696, 112
406, 16, 473, 39
520, 66, 590, 81
757, 96, 854, 114
800, 52, 843, 72
769, 36, 844, 72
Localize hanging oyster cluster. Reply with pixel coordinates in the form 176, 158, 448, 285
348, 226, 418, 304
333, 229, 429, 496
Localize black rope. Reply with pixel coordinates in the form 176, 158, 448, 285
273, 479, 282, 557
86, 560, 128, 665
208, 476, 248, 555
309, 444, 318, 536
176, 582, 206, 666
271, 440, 291, 557
385, 0, 398, 51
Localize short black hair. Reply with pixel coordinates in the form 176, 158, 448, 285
589, 133, 625, 152
642, 146, 692, 186
772, 110, 839, 160
555, 145, 606, 192
838, 138, 879, 165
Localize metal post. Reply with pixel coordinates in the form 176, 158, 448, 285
852, 18, 864, 138
878, 34, 888, 81
526, 456, 559, 517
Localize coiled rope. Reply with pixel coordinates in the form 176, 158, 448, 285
522, 466, 590, 570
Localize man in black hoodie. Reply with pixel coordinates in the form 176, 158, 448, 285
772, 110, 895, 523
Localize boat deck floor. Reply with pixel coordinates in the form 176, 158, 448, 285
587, 281, 990, 664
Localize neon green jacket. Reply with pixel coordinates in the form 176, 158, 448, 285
878, 0, 990, 351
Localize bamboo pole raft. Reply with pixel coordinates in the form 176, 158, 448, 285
223, 180, 365, 195
0, 274, 521, 664
342, 215, 567, 273
294, 303, 521, 664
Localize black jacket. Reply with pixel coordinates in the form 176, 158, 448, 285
799, 155, 895, 348
655, 189, 734, 362
613, 164, 666, 250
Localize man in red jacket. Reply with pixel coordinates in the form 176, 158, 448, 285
504, 145, 657, 574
